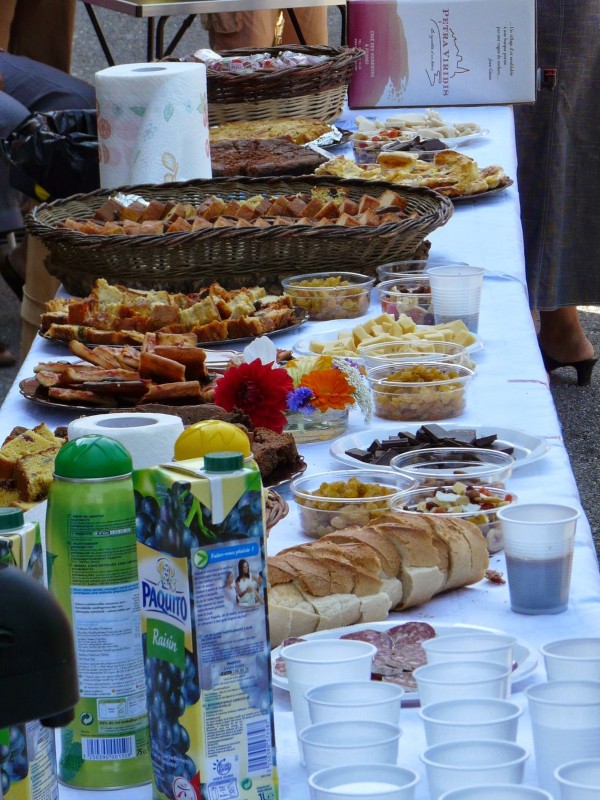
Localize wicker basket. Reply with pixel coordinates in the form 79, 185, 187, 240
265, 489, 289, 535
196, 45, 363, 124
27, 175, 454, 297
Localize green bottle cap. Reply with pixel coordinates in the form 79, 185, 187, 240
54, 435, 133, 479
203, 452, 244, 473
0, 507, 24, 531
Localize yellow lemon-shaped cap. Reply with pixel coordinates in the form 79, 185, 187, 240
174, 420, 252, 460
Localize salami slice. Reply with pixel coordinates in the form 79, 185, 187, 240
390, 642, 428, 671
388, 622, 436, 647
274, 637, 306, 677
382, 672, 418, 691
340, 629, 394, 656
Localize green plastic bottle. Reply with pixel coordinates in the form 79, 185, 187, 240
45, 435, 152, 789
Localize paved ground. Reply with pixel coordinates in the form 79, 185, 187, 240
0, 6, 598, 557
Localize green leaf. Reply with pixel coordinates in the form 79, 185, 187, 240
164, 103, 174, 122
130, 105, 146, 117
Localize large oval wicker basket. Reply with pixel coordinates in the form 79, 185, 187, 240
192, 45, 363, 125
27, 175, 454, 296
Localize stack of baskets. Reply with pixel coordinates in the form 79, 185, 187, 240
198, 45, 363, 125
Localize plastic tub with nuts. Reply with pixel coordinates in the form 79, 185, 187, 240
367, 362, 475, 421
281, 272, 375, 321
289, 469, 418, 538
390, 447, 515, 489
378, 275, 433, 324
391, 484, 518, 553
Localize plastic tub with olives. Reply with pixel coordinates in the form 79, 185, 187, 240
281, 272, 375, 321
290, 469, 418, 538
391, 484, 518, 553
367, 362, 475, 421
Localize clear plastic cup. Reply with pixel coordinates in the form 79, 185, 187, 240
426, 264, 485, 332
413, 661, 511, 706
555, 758, 600, 799
358, 340, 469, 369
526, 680, 600, 796
497, 503, 580, 614
299, 720, 401, 774
541, 637, 600, 682
305, 680, 404, 725
281, 639, 376, 757
377, 276, 433, 324
309, 763, 420, 800
422, 633, 516, 670
421, 739, 528, 800
419, 698, 522, 746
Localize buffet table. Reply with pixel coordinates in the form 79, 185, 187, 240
2, 104, 599, 800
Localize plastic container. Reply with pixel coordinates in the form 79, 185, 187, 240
376, 259, 468, 281
290, 468, 417, 537
367, 362, 474, 421
541, 637, 600, 682
391, 485, 517, 553
419, 698, 522, 746
378, 275, 433, 324
281, 271, 374, 320
305, 680, 404, 725
358, 339, 469, 369
45, 435, 152, 789
413, 661, 512, 706
390, 447, 515, 489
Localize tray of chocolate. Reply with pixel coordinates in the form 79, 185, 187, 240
330, 425, 550, 470
40, 279, 306, 347
27, 176, 453, 296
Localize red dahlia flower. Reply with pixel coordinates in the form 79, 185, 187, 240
214, 359, 294, 434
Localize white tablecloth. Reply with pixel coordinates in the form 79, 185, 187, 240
2, 105, 599, 800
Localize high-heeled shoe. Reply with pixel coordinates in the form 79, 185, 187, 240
540, 347, 598, 386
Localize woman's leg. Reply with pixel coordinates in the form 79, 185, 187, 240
538, 307, 595, 363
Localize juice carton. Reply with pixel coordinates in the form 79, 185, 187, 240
133, 453, 278, 800
0, 508, 58, 800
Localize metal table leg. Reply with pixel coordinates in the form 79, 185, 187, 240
83, 1, 116, 66
286, 8, 307, 45
155, 14, 198, 59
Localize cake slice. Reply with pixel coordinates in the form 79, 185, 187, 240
14, 445, 62, 502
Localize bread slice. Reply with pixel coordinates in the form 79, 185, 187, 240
397, 564, 446, 609
308, 542, 383, 597
379, 577, 404, 609
301, 592, 361, 632
323, 526, 401, 578
277, 548, 355, 596
359, 592, 393, 623
426, 516, 473, 591
369, 517, 441, 569
443, 517, 489, 582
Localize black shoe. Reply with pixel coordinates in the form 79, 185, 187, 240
540, 347, 598, 387
0, 253, 24, 301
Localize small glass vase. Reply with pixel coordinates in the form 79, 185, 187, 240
284, 407, 349, 444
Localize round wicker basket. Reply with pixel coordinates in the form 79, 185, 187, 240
27, 175, 454, 296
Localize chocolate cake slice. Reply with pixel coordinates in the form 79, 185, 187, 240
210, 138, 328, 178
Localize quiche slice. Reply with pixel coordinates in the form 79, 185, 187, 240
209, 117, 332, 145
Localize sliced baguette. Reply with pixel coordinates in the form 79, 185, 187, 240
397, 564, 446, 609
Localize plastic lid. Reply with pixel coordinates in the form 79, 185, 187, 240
0, 507, 24, 531
174, 421, 252, 460
203, 452, 244, 473
54, 435, 133, 479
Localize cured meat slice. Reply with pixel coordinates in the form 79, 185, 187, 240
387, 621, 436, 647
340, 629, 394, 656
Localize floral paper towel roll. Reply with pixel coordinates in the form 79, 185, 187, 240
95, 61, 211, 188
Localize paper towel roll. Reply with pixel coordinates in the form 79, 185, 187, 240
68, 413, 184, 469
95, 61, 211, 188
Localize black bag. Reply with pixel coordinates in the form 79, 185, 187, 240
2, 109, 99, 202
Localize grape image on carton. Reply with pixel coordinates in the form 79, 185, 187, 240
133, 455, 278, 800
348, 0, 536, 108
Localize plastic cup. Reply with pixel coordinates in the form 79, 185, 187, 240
426, 264, 485, 332
526, 680, 600, 795
541, 637, 600, 681
419, 698, 522, 746
439, 786, 553, 800
420, 739, 528, 800
422, 633, 516, 670
555, 758, 600, 799
497, 503, 579, 615
299, 720, 401, 774
281, 639, 376, 755
308, 764, 420, 800
305, 680, 404, 724
413, 661, 511, 706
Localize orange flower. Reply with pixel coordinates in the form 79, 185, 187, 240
299, 368, 355, 411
